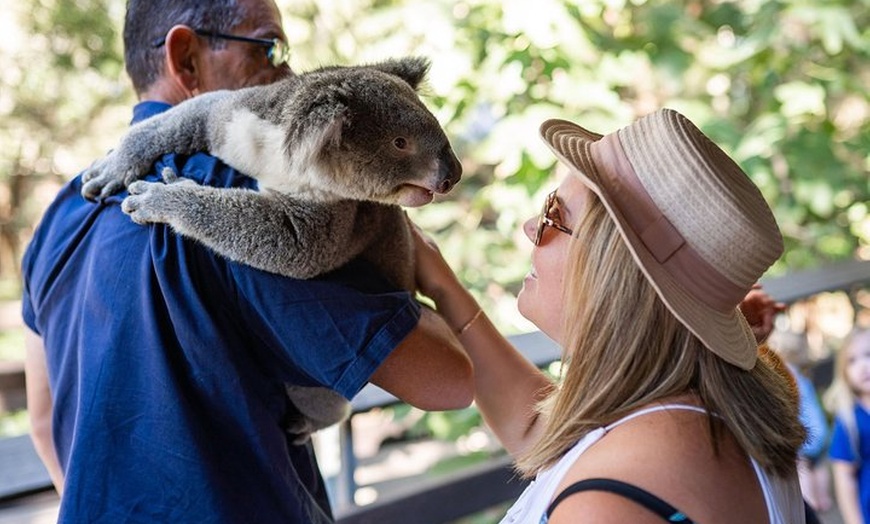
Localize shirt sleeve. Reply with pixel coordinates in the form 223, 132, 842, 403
794, 372, 829, 459
21, 279, 36, 333
229, 258, 420, 400
161, 155, 420, 400
829, 415, 856, 463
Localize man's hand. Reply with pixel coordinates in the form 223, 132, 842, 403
740, 284, 786, 343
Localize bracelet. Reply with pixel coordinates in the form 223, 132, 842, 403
456, 308, 483, 335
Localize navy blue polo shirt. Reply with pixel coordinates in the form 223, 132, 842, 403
21, 101, 420, 523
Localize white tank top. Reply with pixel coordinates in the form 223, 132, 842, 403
499, 404, 806, 524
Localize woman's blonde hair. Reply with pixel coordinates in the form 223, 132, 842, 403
824, 329, 870, 461
827, 328, 870, 402
515, 193, 804, 478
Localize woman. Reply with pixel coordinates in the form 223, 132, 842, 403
414, 109, 806, 523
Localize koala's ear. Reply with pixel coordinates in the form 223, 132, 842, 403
312, 104, 349, 150
369, 56, 430, 90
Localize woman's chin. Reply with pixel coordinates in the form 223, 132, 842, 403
517, 286, 561, 343
516, 287, 532, 319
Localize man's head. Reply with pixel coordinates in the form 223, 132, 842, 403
124, 0, 290, 102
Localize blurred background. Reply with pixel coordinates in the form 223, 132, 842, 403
0, 0, 867, 522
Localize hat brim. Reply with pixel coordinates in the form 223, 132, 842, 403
540, 118, 757, 370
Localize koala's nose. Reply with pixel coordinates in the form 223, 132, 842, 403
438, 146, 463, 193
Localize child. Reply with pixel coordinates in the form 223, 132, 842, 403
771, 329, 832, 513
829, 329, 870, 524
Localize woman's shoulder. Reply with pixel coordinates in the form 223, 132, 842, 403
547, 403, 768, 524
572, 403, 725, 482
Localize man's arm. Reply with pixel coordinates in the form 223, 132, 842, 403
368, 306, 474, 411
23, 328, 64, 494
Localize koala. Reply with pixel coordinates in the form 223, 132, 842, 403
81, 57, 462, 442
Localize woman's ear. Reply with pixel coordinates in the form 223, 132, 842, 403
163, 25, 202, 95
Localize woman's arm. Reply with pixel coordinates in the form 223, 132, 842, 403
411, 226, 554, 456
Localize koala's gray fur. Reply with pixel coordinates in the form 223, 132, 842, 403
81, 57, 461, 442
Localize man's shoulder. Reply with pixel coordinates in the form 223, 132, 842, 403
131, 101, 258, 189
157, 152, 258, 190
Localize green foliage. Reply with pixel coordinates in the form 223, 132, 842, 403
2, 0, 868, 461
426, 450, 493, 475
4, 0, 866, 293
0, 0, 129, 284
419, 406, 482, 441
29, 0, 122, 74
282, 0, 869, 331
0, 410, 29, 438
0, 328, 25, 361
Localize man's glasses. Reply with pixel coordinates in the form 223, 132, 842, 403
534, 190, 574, 246
152, 29, 290, 68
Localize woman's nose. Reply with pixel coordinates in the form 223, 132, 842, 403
522, 216, 537, 244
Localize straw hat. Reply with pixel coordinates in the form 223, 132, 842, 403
540, 108, 783, 370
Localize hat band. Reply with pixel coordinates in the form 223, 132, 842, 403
592, 134, 748, 312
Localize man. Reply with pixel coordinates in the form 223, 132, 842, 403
21, 1, 473, 522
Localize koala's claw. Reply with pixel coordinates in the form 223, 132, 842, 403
160, 166, 179, 184
285, 418, 318, 445
121, 180, 166, 224
82, 177, 125, 201
121, 172, 197, 225
126, 180, 153, 196
80, 150, 152, 201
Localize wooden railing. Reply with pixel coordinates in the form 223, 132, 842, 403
1, 259, 869, 522
332, 330, 559, 523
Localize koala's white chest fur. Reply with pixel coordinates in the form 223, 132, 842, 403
217, 109, 334, 200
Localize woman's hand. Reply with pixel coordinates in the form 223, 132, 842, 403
410, 221, 459, 303
409, 221, 553, 457
739, 284, 786, 343
409, 220, 482, 333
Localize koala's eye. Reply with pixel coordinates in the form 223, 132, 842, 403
393, 137, 408, 150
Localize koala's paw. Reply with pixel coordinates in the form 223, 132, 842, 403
284, 411, 349, 445
81, 150, 150, 201
121, 169, 197, 225
285, 417, 320, 445
284, 385, 351, 444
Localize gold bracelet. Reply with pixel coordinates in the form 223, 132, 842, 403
456, 308, 483, 335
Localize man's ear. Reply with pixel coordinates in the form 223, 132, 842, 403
164, 25, 202, 95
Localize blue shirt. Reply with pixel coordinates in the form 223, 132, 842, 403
21, 101, 420, 523
829, 403, 870, 524
788, 364, 828, 460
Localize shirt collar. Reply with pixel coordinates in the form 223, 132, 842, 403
131, 101, 172, 125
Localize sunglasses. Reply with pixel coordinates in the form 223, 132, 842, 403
152, 29, 290, 68
534, 190, 574, 246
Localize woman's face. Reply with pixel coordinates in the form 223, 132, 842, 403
517, 175, 590, 343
